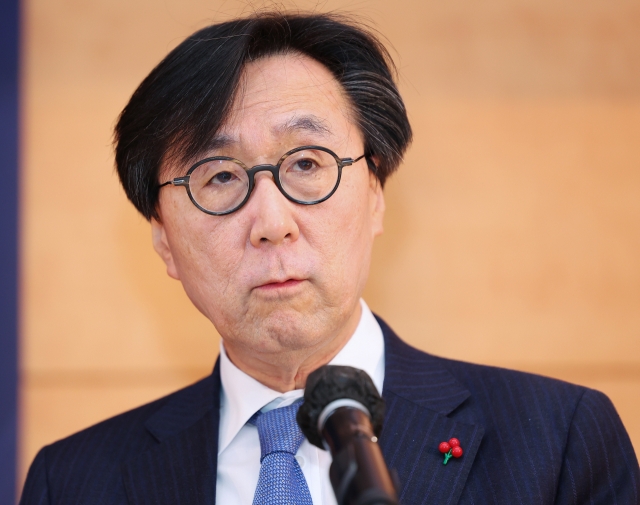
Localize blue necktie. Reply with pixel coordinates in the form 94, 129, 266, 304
252, 401, 313, 505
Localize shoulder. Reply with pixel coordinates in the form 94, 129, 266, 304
385, 319, 614, 435
378, 313, 590, 418
440, 353, 589, 412
20, 373, 215, 505
377, 315, 640, 502
45, 372, 214, 456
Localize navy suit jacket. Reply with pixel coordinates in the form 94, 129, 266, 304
20, 317, 640, 504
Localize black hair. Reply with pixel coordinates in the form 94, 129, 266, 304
114, 11, 412, 220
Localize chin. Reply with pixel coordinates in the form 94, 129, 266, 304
245, 306, 339, 353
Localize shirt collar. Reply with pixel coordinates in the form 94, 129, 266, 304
218, 299, 385, 455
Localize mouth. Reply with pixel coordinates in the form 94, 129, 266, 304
254, 278, 305, 291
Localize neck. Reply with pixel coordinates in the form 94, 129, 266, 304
223, 303, 362, 392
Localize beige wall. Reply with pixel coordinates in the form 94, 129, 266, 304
20, 0, 640, 489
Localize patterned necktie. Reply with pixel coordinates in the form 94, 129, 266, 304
251, 401, 313, 505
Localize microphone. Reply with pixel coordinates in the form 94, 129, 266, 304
297, 365, 398, 505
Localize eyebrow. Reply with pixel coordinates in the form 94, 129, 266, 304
274, 114, 332, 138
201, 133, 236, 154
200, 114, 333, 157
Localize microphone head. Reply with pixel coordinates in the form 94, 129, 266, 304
297, 365, 385, 449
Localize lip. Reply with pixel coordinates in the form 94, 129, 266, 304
254, 278, 305, 290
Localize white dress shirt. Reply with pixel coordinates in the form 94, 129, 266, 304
216, 299, 385, 505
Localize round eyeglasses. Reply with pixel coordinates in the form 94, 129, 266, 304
159, 145, 366, 216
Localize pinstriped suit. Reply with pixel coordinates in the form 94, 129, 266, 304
20, 316, 640, 504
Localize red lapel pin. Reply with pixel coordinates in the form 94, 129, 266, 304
438, 438, 464, 465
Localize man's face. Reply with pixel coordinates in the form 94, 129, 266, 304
152, 53, 385, 366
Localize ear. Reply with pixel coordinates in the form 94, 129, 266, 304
151, 217, 180, 280
368, 158, 385, 237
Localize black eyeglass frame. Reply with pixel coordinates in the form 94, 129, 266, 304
158, 145, 367, 216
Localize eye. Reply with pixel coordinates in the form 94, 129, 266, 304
291, 158, 317, 172
209, 171, 236, 184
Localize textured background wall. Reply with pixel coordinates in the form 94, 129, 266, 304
19, 0, 640, 490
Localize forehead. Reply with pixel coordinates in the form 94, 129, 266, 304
219, 52, 359, 148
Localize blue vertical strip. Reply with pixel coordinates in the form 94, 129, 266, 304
0, 0, 19, 502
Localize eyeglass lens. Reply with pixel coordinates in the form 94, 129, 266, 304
187, 148, 340, 214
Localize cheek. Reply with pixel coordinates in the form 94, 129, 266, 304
304, 173, 375, 278
337, 172, 375, 240
165, 215, 245, 292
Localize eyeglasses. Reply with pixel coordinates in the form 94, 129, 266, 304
159, 145, 366, 216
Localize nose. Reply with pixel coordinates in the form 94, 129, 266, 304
248, 171, 300, 247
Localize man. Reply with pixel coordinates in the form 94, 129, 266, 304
20, 11, 639, 505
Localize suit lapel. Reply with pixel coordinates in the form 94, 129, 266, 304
122, 361, 221, 505
378, 317, 484, 505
